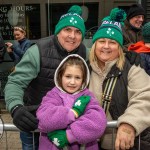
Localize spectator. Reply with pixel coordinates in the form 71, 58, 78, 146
36, 54, 107, 150
5, 26, 32, 64
122, 4, 145, 50
128, 21, 150, 75
0, 34, 6, 63
89, 8, 150, 150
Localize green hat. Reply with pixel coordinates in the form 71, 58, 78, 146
55, 5, 86, 39
92, 8, 126, 46
142, 22, 150, 43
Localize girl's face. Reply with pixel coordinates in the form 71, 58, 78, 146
62, 65, 83, 94
95, 38, 120, 64
57, 27, 82, 52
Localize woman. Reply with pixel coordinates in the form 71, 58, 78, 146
88, 8, 150, 150
5, 26, 32, 64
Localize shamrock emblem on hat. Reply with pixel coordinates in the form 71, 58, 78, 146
75, 100, 81, 106
70, 17, 77, 25
52, 138, 60, 146
106, 28, 114, 36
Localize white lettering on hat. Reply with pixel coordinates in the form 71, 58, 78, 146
102, 20, 121, 29
60, 13, 83, 20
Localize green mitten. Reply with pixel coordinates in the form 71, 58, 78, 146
72, 96, 90, 117
47, 130, 69, 148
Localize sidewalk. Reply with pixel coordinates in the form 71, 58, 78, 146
0, 109, 22, 150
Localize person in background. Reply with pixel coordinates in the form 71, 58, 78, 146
5, 26, 32, 64
128, 21, 150, 75
0, 34, 6, 63
36, 54, 107, 150
88, 8, 150, 150
122, 4, 145, 50
4, 4, 142, 150
4, 5, 87, 150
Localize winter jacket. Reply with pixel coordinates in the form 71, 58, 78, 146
89, 58, 150, 149
128, 41, 150, 75
8, 38, 32, 64
122, 20, 143, 51
36, 54, 107, 150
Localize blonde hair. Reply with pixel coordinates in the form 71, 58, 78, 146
89, 42, 125, 70
14, 26, 26, 35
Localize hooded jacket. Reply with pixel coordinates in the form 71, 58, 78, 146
36, 54, 107, 150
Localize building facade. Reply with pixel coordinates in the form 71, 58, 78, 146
0, 0, 140, 40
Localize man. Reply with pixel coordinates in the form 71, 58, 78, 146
122, 4, 145, 50
4, 5, 86, 150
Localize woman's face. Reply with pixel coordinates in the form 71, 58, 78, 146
57, 27, 82, 52
95, 38, 120, 63
14, 30, 25, 41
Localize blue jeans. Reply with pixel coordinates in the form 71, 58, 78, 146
20, 132, 40, 150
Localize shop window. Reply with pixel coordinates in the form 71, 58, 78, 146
0, 4, 41, 40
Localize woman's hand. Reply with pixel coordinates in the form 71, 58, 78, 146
115, 123, 135, 150
5, 42, 13, 52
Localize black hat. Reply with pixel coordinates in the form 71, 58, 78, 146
127, 4, 145, 20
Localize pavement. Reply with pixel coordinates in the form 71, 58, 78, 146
0, 109, 22, 150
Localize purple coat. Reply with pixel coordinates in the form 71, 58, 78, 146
36, 87, 107, 150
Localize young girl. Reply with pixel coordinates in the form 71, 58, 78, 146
36, 54, 107, 150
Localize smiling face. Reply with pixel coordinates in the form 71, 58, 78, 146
95, 38, 120, 65
57, 26, 82, 52
129, 15, 144, 28
61, 65, 83, 94
13, 30, 25, 41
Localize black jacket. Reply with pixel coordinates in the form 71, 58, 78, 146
23, 35, 86, 106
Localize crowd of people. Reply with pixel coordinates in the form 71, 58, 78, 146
0, 3, 150, 150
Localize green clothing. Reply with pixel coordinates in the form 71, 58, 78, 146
4, 44, 40, 111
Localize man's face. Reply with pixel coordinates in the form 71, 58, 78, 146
129, 15, 144, 28
57, 27, 82, 52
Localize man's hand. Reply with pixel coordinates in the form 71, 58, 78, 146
47, 130, 69, 149
115, 123, 135, 150
72, 96, 90, 118
11, 105, 39, 132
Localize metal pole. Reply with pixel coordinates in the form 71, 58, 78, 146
0, 121, 118, 132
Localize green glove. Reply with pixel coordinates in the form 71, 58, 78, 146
72, 96, 90, 117
47, 130, 69, 149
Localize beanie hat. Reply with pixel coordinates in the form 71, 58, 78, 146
142, 22, 150, 43
127, 4, 145, 20
54, 5, 86, 39
92, 8, 126, 46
